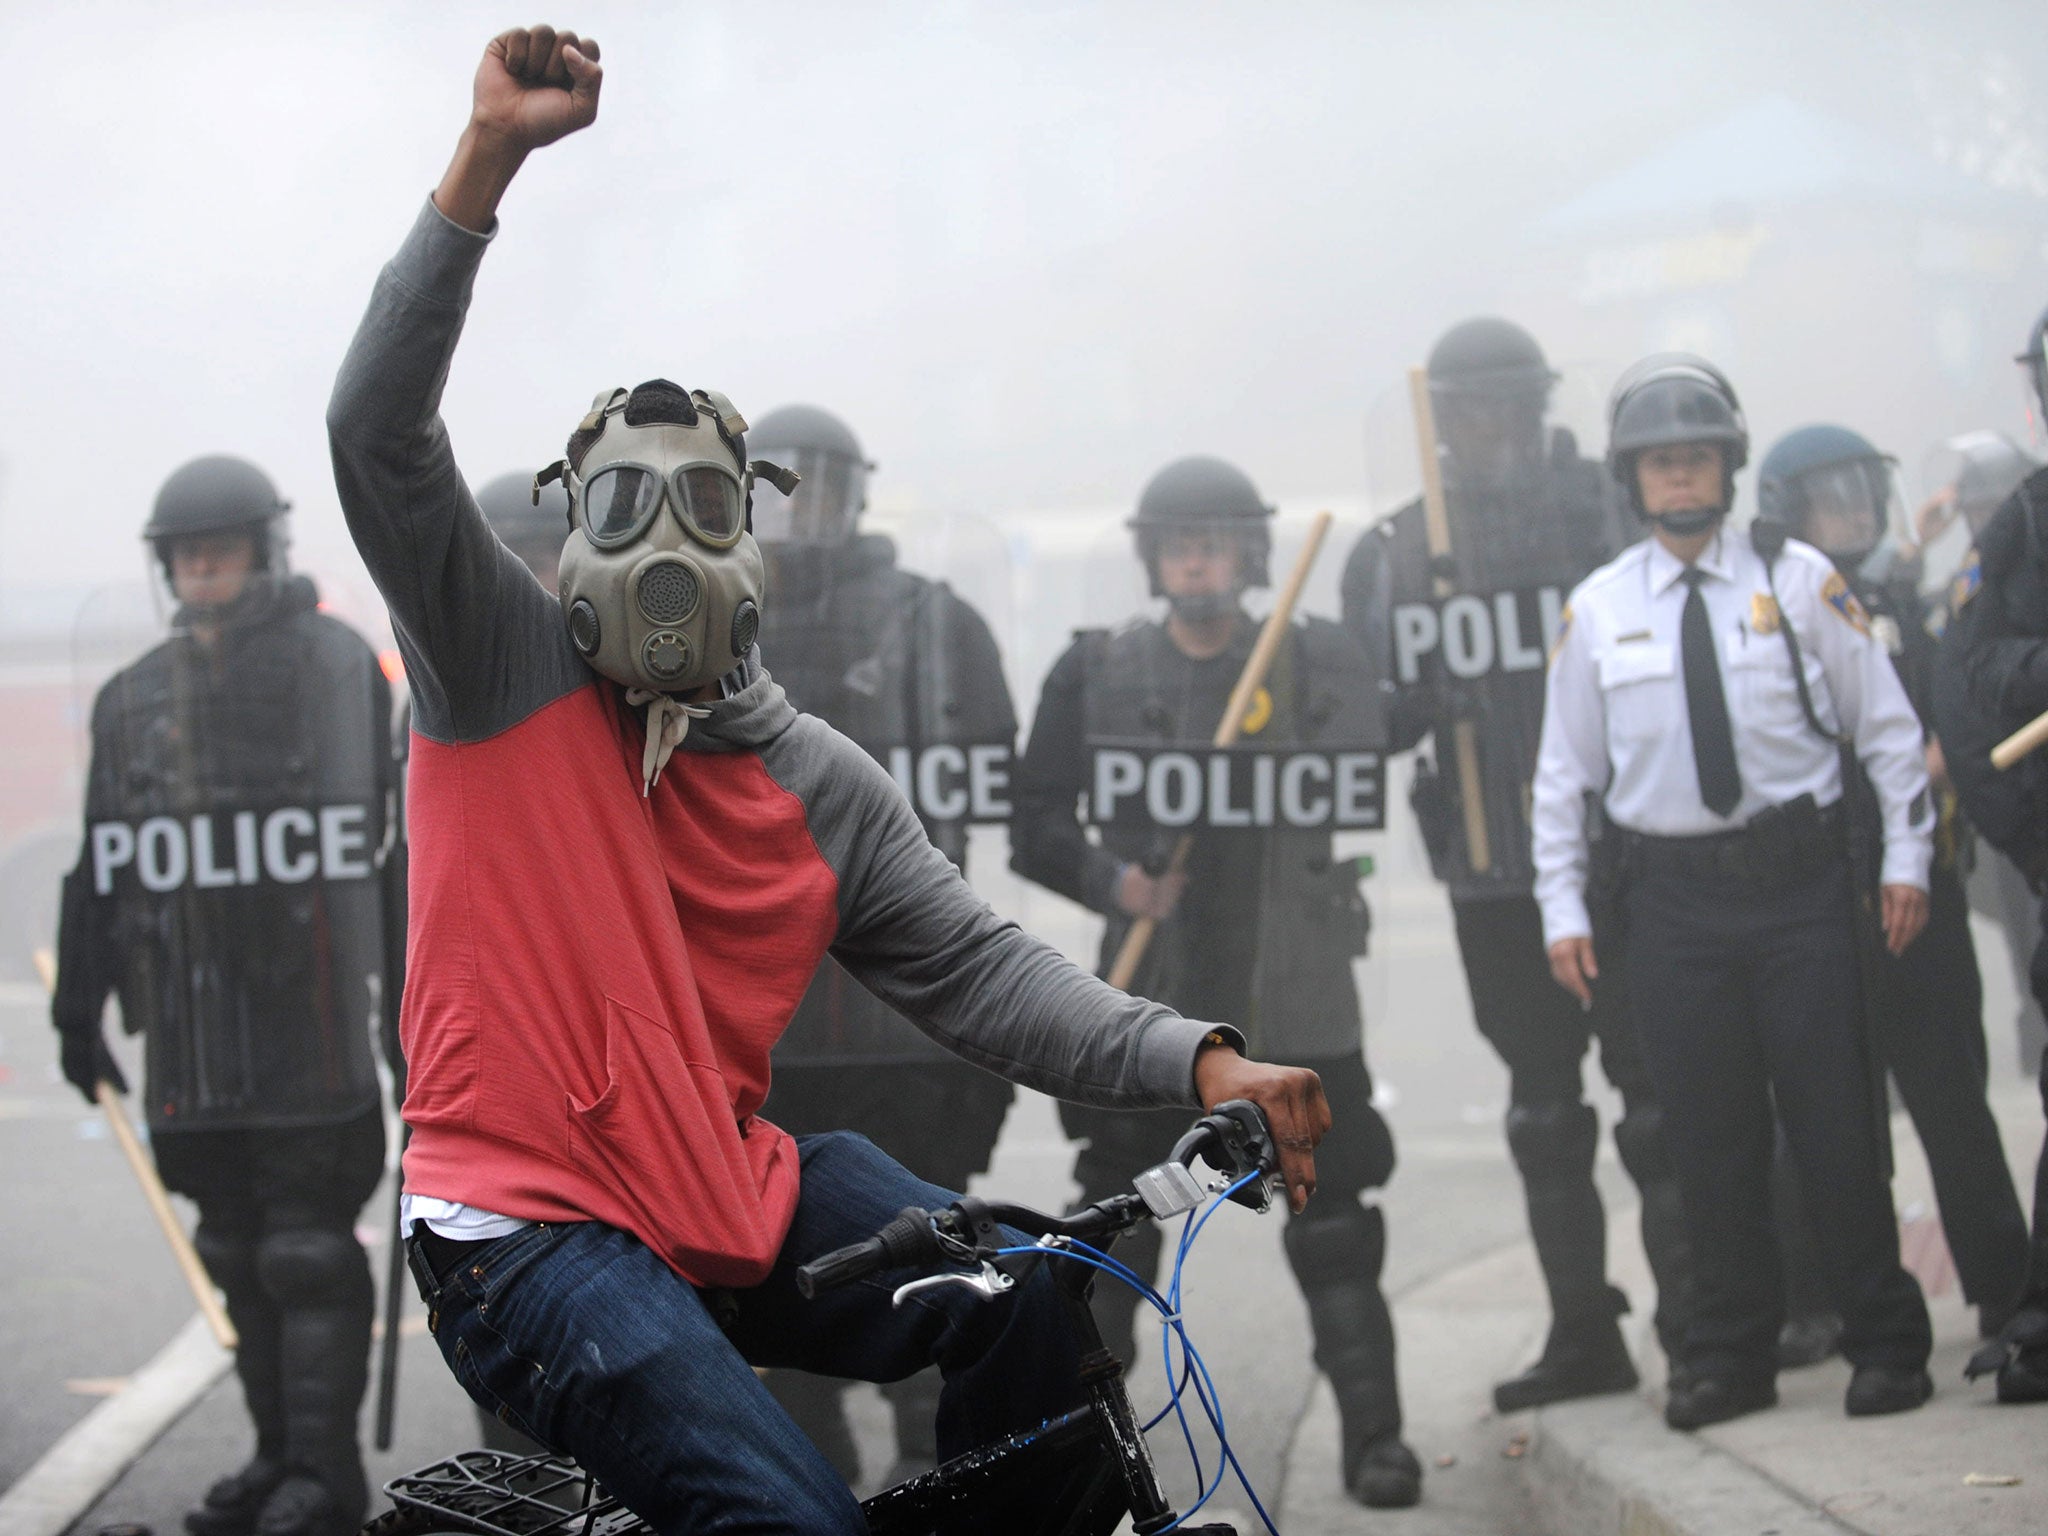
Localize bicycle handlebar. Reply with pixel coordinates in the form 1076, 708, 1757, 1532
795, 1206, 940, 1299
795, 1101, 1279, 1300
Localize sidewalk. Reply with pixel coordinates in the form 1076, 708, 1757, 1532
1279, 1083, 2046, 1534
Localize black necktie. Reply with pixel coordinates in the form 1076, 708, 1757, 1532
1680, 568, 1741, 817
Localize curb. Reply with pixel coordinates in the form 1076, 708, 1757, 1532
1524, 1390, 1852, 1536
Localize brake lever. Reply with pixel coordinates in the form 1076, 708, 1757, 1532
891, 1260, 1015, 1308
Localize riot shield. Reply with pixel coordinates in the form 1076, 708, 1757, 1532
757, 510, 1022, 1067
58, 572, 393, 1132
997, 502, 1390, 1058
0, 581, 163, 982
1350, 361, 1623, 898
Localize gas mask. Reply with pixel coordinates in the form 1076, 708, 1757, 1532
541, 386, 798, 698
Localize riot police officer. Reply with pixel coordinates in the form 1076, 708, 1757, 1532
1536, 357, 1935, 1428
51, 458, 397, 1536
1757, 424, 2029, 1347
1341, 318, 1692, 1411
1012, 457, 1421, 1508
1934, 301, 2048, 1403
748, 404, 1020, 1482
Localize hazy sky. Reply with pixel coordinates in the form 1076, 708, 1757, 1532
1, 0, 2043, 616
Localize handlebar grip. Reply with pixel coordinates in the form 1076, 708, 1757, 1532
795, 1208, 937, 1299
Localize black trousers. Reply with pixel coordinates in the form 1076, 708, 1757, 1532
1874, 863, 2028, 1309
1451, 894, 1654, 1109
1625, 851, 1929, 1380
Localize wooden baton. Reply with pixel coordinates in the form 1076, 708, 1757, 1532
34, 948, 238, 1351
1990, 706, 2048, 771
1408, 366, 1492, 874
1105, 508, 1335, 993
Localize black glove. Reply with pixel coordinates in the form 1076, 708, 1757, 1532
57, 1026, 127, 1106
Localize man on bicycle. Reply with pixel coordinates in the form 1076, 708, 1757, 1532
327, 26, 1330, 1534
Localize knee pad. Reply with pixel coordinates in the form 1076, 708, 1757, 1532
1283, 1200, 1385, 1289
1613, 1101, 1674, 1187
194, 1222, 262, 1296
255, 1226, 371, 1308
1347, 1104, 1397, 1194
1505, 1100, 1598, 1180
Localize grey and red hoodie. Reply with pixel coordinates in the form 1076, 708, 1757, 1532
327, 201, 1233, 1289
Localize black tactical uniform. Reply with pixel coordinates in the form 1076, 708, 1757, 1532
747, 406, 1019, 1480
1934, 415, 2048, 1404
1012, 456, 1421, 1509
1756, 426, 2028, 1352
51, 458, 396, 1536
1340, 319, 1691, 1410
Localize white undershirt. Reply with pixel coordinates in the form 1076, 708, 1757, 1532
399, 1193, 532, 1242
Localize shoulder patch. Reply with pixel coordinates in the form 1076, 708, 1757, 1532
1819, 570, 1870, 636
1240, 686, 1273, 735
1949, 552, 1982, 614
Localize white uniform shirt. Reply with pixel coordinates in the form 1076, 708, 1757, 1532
1532, 528, 1933, 946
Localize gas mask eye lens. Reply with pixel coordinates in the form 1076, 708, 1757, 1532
583, 466, 662, 548
676, 466, 745, 546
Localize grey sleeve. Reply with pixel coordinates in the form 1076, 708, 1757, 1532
776, 717, 1238, 1108
325, 198, 583, 744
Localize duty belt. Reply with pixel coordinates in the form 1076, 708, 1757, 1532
1618, 795, 1844, 886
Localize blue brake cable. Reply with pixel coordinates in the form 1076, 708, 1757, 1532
994, 1167, 1281, 1536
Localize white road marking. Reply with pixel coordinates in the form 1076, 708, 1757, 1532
0, 1313, 229, 1536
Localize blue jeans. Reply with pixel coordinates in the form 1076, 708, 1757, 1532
410, 1132, 1085, 1534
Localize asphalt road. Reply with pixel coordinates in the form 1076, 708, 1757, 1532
6, 803, 2034, 1534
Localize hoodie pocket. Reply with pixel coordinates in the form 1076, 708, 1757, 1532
565, 997, 780, 1277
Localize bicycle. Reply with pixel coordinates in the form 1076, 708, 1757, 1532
365, 1099, 1284, 1536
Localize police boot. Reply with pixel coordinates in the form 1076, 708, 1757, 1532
1493, 1287, 1637, 1414
1284, 1204, 1421, 1509
1613, 1103, 1696, 1361
762, 1370, 862, 1484
880, 1368, 942, 1484
252, 1229, 374, 1536
1966, 1305, 2048, 1404
188, 1227, 288, 1536
1496, 1103, 1637, 1412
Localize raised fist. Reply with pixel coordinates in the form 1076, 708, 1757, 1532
470, 25, 602, 153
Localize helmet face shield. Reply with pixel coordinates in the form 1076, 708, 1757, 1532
1432, 387, 1548, 491
750, 447, 865, 546
2022, 339, 2048, 448
1791, 458, 1897, 566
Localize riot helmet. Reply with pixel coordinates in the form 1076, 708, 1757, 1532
1757, 424, 1900, 575
476, 470, 571, 593
142, 455, 291, 577
745, 404, 870, 546
1129, 456, 1274, 620
2019, 304, 2048, 446
540, 379, 798, 699
1928, 431, 2039, 537
1426, 317, 1559, 491
1606, 353, 1748, 534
